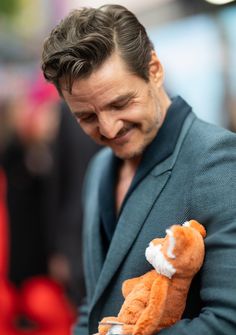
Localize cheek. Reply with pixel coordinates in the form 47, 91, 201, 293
131, 104, 157, 129
122, 104, 145, 121
80, 123, 99, 139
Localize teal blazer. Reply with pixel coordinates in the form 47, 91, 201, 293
74, 98, 236, 335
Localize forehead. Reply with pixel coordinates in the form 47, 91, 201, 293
61, 53, 143, 105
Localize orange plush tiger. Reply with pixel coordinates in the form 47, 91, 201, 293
98, 220, 206, 335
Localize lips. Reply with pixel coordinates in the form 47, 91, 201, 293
116, 124, 135, 138
100, 124, 136, 145
112, 126, 135, 145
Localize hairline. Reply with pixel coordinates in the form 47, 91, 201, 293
58, 49, 152, 98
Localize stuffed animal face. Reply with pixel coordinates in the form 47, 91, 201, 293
145, 220, 206, 279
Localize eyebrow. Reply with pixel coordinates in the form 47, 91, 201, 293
73, 91, 137, 118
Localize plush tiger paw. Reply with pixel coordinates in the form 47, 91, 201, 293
98, 317, 123, 335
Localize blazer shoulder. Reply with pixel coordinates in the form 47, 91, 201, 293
87, 147, 112, 176
193, 117, 236, 140
82, 147, 112, 200
187, 117, 236, 154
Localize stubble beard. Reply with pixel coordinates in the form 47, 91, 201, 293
114, 118, 161, 161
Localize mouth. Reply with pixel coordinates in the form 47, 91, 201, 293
110, 125, 136, 145
108, 125, 136, 145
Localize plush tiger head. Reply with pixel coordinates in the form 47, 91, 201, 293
145, 220, 206, 279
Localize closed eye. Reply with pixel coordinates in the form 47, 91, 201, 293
80, 114, 97, 123
74, 112, 97, 123
111, 102, 129, 110
108, 92, 136, 111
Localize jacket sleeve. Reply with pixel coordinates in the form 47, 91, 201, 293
158, 131, 236, 334
73, 152, 103, 335
73, 298, 89, 335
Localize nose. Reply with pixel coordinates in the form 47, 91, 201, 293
98, 113, 123, 139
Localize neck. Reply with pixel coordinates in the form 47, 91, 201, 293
115, 157, 141, 214
123, 155, 142, 171
158, 88, 171, 123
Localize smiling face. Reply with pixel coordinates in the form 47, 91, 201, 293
62, 52, 170, 161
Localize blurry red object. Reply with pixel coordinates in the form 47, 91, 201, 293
0, 278, 19, 335
0, 169, 9, 277
0, 169, 18, 335
0, 168, 76, 334
13, 72, 60, 144
20, 277, 75, 335
29, 73, 59, 105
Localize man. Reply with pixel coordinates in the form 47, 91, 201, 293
41, 4, 236, 335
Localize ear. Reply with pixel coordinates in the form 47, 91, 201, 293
148, 51, 164, 87
187, 220, 206, 239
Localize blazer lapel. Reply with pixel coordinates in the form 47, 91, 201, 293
86, 208, 104, 294
91, 164, 171, 308
83, 149, 114, 296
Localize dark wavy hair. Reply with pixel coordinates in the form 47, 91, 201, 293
41, 4, 154, 95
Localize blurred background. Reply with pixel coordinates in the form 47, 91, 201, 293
1, 0, 236, 128
0, 0, 236, 309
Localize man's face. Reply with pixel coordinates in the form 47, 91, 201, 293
62, 52, 166, 160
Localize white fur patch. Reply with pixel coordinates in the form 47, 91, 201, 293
107, 324, 123, 335
183, 221, 190, 227
166, 229, 176, 259
145, 242, 176, 279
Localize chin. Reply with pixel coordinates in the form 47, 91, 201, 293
113, 145, 144, 161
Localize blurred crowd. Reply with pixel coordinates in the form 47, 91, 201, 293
0, 73, 100, 306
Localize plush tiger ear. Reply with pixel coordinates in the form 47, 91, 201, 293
183, 220, 206, 238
